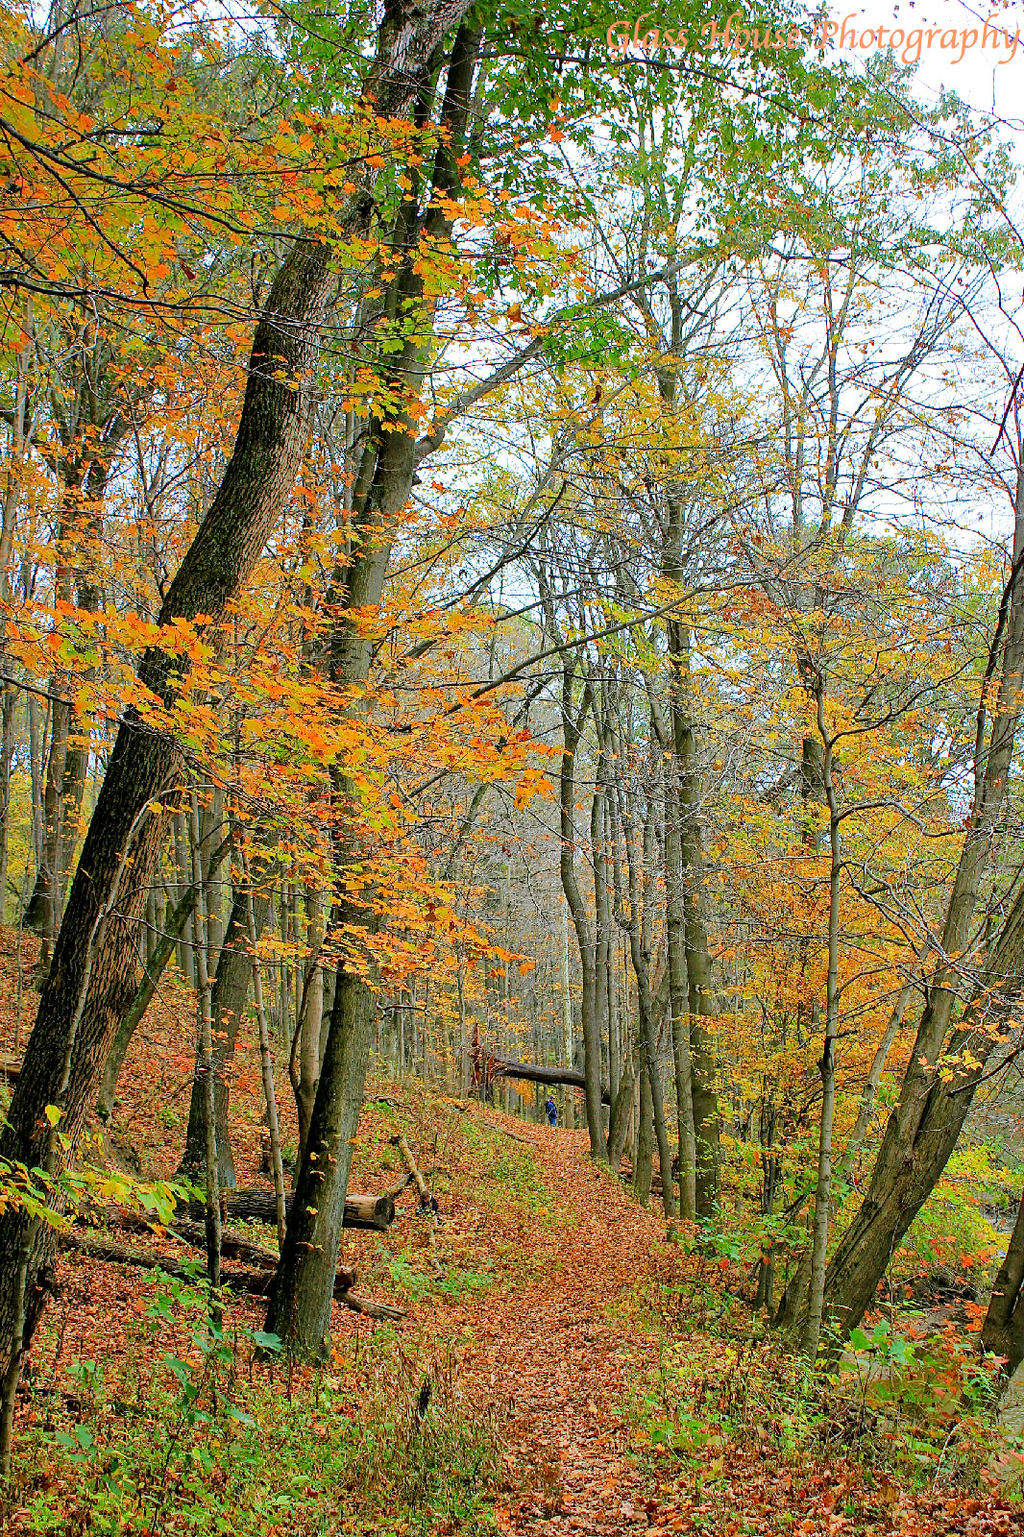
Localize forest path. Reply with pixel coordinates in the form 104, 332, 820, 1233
440, 1118, 1024, 1537
449, 1121, 668, 1536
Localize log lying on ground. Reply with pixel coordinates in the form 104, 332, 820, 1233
60, 1232, 405, 1321
475, 1115, 535, 1146
390, 1135, 433, 1211
484, 1054, 611, 1104
390, 1135, 440, 1266
95, 1205, 280, 1270
181, 1187, 396, 1233
62, 1231, 354, 1297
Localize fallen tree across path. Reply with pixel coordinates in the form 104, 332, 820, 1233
475, 1050, 611, 1105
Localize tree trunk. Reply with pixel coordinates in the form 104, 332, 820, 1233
187, 1187, 395, 1232
179, 880, 272, 1187
664, 769, 698, 1220
983, 1190, 1024, 1373
610, 770, 676, 1219
558, 664, 603, 1155
96, 835, 231, 1119
0, 689, 17, 927
0, 232, 337, 1371
265, 10, 480, 1357
656, 339, 721, 1219
634, 1061, 654, 1205
243, 843, 288, 1250
607, 1029, 640, 1173
481, 1049, 610, 1101
820, 468, 1024, 1340
189, 790, 222, 1299
294, 888, 325, 1160
802, 706, 840, 1357
822, 876, 1024, 1339
266, 964, 376, 1354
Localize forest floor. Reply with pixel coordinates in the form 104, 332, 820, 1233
441, 1122, 1024, 1537
3, 927, 1024, 1535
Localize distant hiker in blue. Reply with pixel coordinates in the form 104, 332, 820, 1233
545, 1096, 558, 1127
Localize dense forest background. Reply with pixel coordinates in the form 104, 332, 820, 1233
4, 1, 1024, 1532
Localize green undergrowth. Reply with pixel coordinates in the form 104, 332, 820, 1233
456, 1115, 566, 1229
623, 1250, 1012, 1502
5, 1270, 502, 1537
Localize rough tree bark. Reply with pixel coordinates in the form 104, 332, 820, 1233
264, 6, 479, 1358
481, 1050, 610, 1102
0, 231, 337, 1369
822, 877, 1024, 1339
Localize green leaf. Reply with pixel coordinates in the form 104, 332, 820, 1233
250, 1330, 283, 1353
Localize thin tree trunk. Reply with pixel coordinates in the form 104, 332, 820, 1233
189, 791, 222, 1301
557, 663, 603, 1155
295, 887, 325, 1160
241, 842, 287, 1250
634, 1063, 654, 1204
0, 691, 17, 927
802, 700, 840, 1357
174, 812, 196, 987
664, 757, 698, 1220
611, 776, 676, 1220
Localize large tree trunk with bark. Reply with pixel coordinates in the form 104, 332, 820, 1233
983, 1189, 1024, 1374
264, 8, 480, 1359
821, 877, 1024, 1339
0, 236, 336, 1372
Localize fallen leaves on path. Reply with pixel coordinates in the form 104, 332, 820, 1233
441, 1113, 1024, 1537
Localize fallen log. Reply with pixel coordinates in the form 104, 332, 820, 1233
60, 1233, 403, 1320
181, 1187, 396, 1233
93, 1206, 278, 1270
484, 1053, 611, 1105
390, 1135, 433, 1211
390, 1135, 440, 1265
464, 1109, 536, 1145
62, 1231, 356, 1296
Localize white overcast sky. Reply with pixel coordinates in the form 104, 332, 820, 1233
823, 0, 1024, 118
